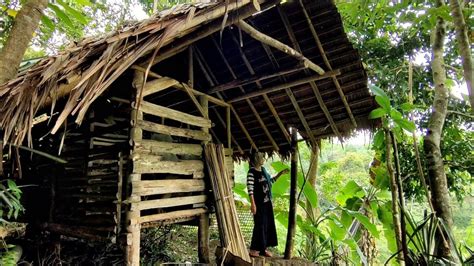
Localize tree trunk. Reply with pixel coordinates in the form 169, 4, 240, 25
0, 0, 48, 85
449, 0, 473, 110
424, 0, 453, 257
305, 142, 320, 255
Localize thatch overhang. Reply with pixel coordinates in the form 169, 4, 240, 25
0, 0, 376, 157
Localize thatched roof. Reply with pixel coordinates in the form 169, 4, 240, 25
0, 0, 376, 156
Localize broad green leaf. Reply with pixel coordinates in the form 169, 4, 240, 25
369, 107, 386, 119
373, 165, 389, 189
344, 209, 380, 238
336, 180, 365, 206
393, 118, 416, 132
372, 130, 385, 150
400, 102, 414, 112
74, 0, 92, 6
375, 95, 391, 113
297, 173, 318, 209
233, 183, 249, 204
40, 15, 55, 31
57, 0, 88, 24
272, 172, 290, 197
370, 84, 389, 99
389, 108, 402, 120
48, 3, 74, 29
328, 218, 346, 241
271, 161, 289, 172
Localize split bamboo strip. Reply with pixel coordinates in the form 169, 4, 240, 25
204, 143, 251, 263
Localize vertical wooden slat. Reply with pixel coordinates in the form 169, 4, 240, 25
226, 107, 231, 149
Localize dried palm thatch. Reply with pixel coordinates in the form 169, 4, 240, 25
0, 0, 258, 147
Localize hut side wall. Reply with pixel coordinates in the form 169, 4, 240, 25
24, 96, 132, 243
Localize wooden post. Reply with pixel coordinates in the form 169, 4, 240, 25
226, 107, 231, 149
285, 127, 298, 259
126, 71, 143, 266
0, 140, 3, 177
198, 95, 210, 263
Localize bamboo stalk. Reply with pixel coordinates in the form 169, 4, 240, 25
204, 143, 251, 263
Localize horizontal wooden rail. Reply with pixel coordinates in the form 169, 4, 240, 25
132, 179, 206, 195
138, 208, 207, 224
134, 139, 203, 156
137, 101, 211, 128
133, 159, 204, 177
132, 195, 207, 211
142, 77, 179, 97
136, 119, 211, 141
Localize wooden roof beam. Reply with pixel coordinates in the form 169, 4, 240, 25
237, 20, 325, 75
132, 65, 230, 108
211, 36, 287, 147
194, 46, 257, 151
208, 64, 306, 94
228, 69, 340, 103
297, 0, 357, 127
277, 6, 343, 143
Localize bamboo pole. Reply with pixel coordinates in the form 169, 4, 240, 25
237, 20, 325, 75
284, 127, 298, 259
228, 70, 340, 103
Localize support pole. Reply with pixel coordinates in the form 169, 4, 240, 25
285, 127, 298, 259
126, 71, 144, 266
198, 95, 210, 263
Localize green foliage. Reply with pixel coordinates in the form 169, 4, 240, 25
0, 179, 24, 223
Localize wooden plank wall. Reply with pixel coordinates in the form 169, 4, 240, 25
51, 99, 131, 243
129, 98, 212, 227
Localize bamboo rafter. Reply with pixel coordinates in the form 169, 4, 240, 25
222, 34, 291, 144
296, 0, 357, 127
277, 7, 344, 143
228, 69, 340, 103
209, 37, 281, 150
254, 31, 319, 147
194, 46, 257, 151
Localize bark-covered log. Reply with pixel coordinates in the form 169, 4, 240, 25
448, 0, 473, 111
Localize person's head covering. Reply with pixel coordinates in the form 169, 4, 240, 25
250, 151, 265, 167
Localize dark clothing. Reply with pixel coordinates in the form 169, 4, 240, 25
247, 168, 278, 253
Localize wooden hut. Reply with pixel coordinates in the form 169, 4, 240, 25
0, 0, 376, 264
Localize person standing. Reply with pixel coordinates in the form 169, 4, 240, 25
247, 152, 288, 257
